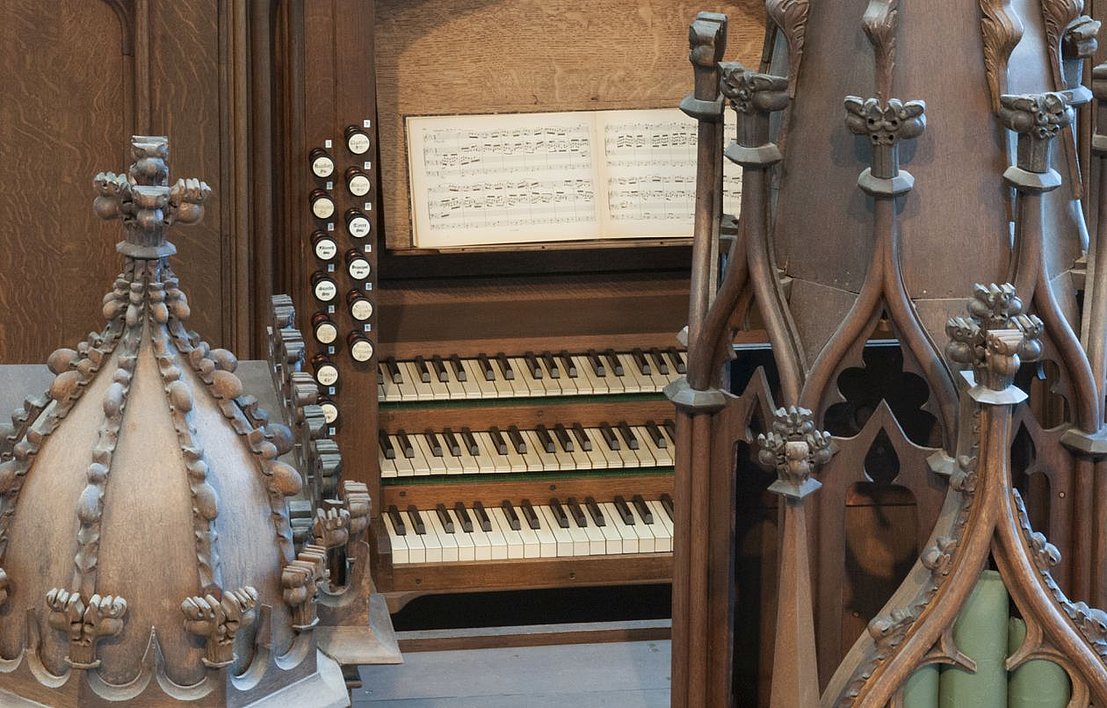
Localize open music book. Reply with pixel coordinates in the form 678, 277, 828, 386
406, 108, 741, 249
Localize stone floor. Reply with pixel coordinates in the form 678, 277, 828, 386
354, 640, 672, 707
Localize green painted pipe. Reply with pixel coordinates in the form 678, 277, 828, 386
1007, 617, 1070, 707
939, 570, 1008, 707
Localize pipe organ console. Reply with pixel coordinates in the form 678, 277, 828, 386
269, 0, 726, 613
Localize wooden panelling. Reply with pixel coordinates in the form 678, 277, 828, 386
372, 0, 766, 250
0, 1, 127, 363
0, 0, 265, 365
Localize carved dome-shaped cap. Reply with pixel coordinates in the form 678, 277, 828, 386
0, 136, 347, 706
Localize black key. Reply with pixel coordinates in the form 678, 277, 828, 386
649, 348, 669, 375
585, 497, 605, 527
536, 424, 556, 453
387, 504, 406, 535
663, 419, 677, 443
566, 497, 587, 527
384, 357, 403, 383
523, 352, 543, 379
460, 427, 481, 456
449, 354, 467, 381
572, 423, 593, 452
632, 348, 651, 375
603, 349, 624, 376
425, 430, 443, 457
436, 503, 455, 533
473, 501, 492, 532
477, 353, 496, 381
667, 347, 687, 374
431, 355, 449, 383
442, 428, 462, 457
507, 425, 527, 454
660, 493, 675, 521
646, 421, 667, 448
454, 502, 474, 533
489, 427, 508, 455
586, 349, 606, 376
550, 498, 570, 528
501, 500, 521, 530
396, 429, 415, 458
541, 351, 561, 379
632, 495, 654, 524
600, 423, 620, 451
614, 496, 635, 525
495, 353, 515, 380
558, 350, 577, 377
617, 422, 640, 450
521, 499, 541, 530
553, 423, 574, 452
379, 431, 396, 460
414, 356, 431, 383
406, 505, 426, 534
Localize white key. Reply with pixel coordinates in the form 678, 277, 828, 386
506, 357, 543, 397
507, 504, 542, 559
461, 432, 492, 474
568, 355, 600, 395
587, 428, 624, 468
398, 433, 431, 476
591, 504, 624, 555
411, 509, 443, 563
424, 366, 452, 400
399, 362, 435, 401
544, 357, 577, 395
451, 361, 484, 400
524, 430, 561, 471
476, 505, 509, 560
378, 448, 399, 478
390, 366, 421, 402
460, 359, 494, 399
458, 506, 491, 561
639, 427, 674, 467
557, 430, 596, 471
388, 435, 416, 477
572, 502, 608, 555
526, 505, 558, 558
447, 509, 477, 561
647, 500, 674, 553
401, 512, 427, 564
474, 433, 512, 474
540, 506, 576, 557
601, 502, 639, 554
615, 354, 650, 393
489, 506, 525, 559
563, 505, 592, 556
426, 508, 459, 561
415, 435, 447, 475
378, 364, 399, 402
383, 513, 410, 564
623, 427, 656, 467
626, 500, 658, 553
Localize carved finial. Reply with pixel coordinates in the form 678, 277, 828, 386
181, 586, 258, 668
719, 63, 789, 165
93, 136, 211, 260
980, 0, 1025, 112
45, 588, 127, 669
765, 0, 809, 98
844, 96, 925, 194
756, 406, 833, 498
282, 545, 326, 631
680, 12, 728, 122
1062, 16, 1100, 96
862, 0, 898, 101
999, 92, 1072, 188
946, 283, 1042, 402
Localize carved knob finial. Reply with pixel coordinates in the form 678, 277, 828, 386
946, 282, 1042, 403
93, 136, 211, 260
720, 64, 789, 165
999, 93, 1072, 187
756, 406, 833, 498
844, 96, 925, 194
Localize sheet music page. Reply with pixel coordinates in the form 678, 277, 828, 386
598, 108, 741, 239
407, 112, 601, 248
406, 108, 743, 248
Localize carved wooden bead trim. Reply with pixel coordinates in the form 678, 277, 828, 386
180, 586, 258, 669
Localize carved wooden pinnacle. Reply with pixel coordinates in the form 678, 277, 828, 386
756, 406, 833, 499
680, 12, 727, 121
93, 135, 211, 260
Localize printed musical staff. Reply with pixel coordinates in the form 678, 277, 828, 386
406, 108, 741, 248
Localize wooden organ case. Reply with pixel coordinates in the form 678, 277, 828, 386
270, 0, 766, 614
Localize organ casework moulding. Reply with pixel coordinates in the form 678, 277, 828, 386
0, 135, 351, 706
